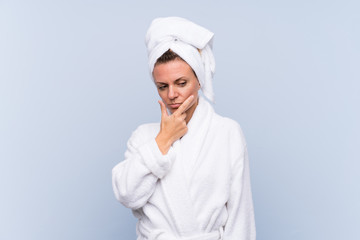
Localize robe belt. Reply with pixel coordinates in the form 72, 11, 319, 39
145, 227, 224, 240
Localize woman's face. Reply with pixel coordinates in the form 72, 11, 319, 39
153, 59, 200, 114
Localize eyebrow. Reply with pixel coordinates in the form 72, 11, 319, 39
155, 77, 187, 85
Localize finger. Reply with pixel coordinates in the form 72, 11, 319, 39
180, 112, 187, 120
177, 95, 195, 114
158, 100, 168, 117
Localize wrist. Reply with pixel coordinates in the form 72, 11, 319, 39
155, 133, 173, 155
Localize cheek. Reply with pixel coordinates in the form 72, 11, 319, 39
191, 83, 200, 96
157, 90, 167, 99
183, 83, 199, 96
157, 93, 167, 104
180, 88, 194, 98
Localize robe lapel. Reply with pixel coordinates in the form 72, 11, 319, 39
181, 97, 213, 181
160, 140, 198, 236
159, 97, 214, 236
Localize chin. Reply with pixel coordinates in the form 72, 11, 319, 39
166, 107, 176, 114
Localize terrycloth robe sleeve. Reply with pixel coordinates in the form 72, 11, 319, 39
223, 127, 256, 239
112, 125, 175, 210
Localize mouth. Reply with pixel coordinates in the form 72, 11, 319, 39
169, 103, 181, 109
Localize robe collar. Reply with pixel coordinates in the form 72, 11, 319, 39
160, 96, 215, 236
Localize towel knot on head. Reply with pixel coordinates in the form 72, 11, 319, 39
145, 17, 216, 103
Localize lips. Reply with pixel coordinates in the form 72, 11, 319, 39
169, 103, 181, 109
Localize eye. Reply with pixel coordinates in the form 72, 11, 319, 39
178, 81, 187, 87
157, 84, 167, 91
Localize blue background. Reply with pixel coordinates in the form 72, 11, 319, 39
1, 0, 359, 239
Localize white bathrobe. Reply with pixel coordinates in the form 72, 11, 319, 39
112, 97, 256, 240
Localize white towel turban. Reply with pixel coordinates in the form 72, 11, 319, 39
145, 17, 216, 103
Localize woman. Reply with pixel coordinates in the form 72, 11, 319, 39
112, 17, 256, 240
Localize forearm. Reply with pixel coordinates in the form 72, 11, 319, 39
223, 150, 256, 239
112, 156, 158, 209
112, 138, 174, 209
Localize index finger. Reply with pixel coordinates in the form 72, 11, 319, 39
158, 100, 168, 118
176, 95, 195, 114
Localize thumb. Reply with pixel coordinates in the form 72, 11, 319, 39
158, 100, 168, 117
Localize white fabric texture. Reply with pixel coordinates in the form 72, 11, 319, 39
145, 17, 216, 102
112, 97, 256, 239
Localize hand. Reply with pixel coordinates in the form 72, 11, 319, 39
155, 95, 195, 154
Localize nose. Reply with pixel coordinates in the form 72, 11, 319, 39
168, 85, 178, 100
